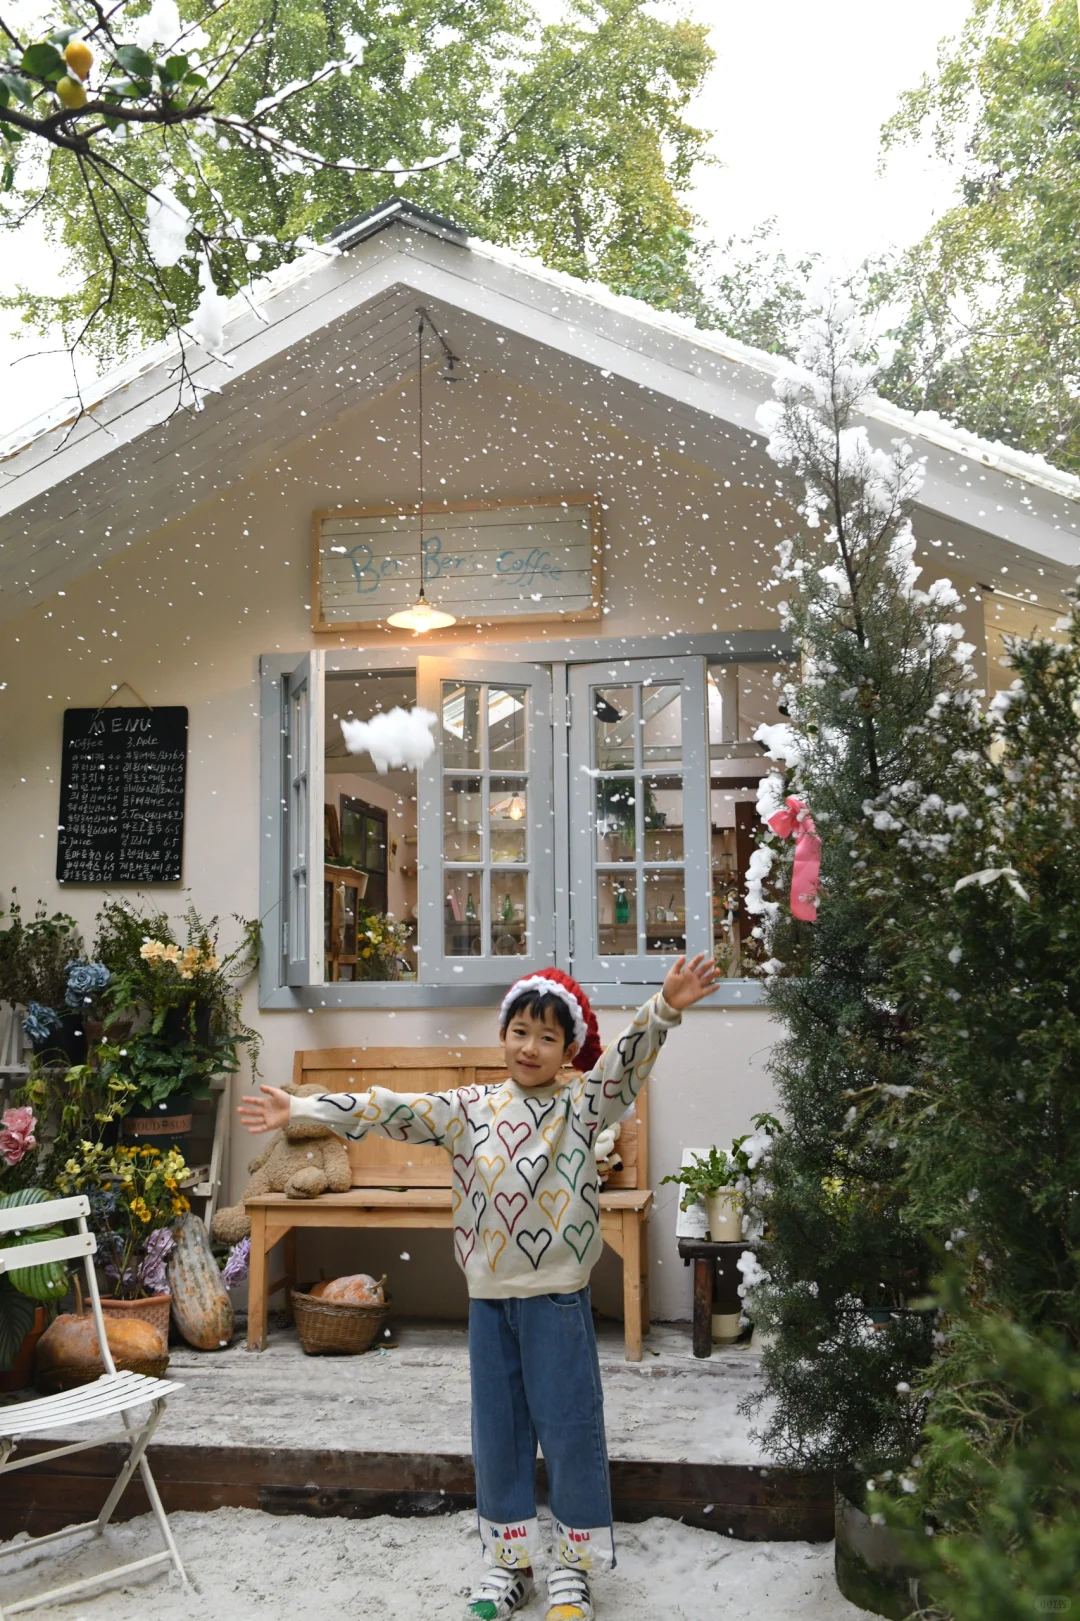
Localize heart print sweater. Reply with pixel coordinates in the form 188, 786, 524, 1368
288, 992, 680, 1298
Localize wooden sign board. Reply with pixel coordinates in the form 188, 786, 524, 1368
312, 496, 602, 633
57, 707, 188, 884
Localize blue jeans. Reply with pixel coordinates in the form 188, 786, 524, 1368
469, 1288, 615, 1573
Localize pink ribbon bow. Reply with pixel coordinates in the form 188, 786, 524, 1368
767, 795, 821, 922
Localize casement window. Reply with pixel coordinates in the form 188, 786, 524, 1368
260, 636, 786, 1008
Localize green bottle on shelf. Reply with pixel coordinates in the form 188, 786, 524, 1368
502, 891, 514, 923
614, 887, 630, 925
465, 891, 477, 923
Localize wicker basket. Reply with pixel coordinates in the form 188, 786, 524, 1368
291, 1286, 389, 1355
39, 1354, 169, 1395
100, 1292, 172, 1342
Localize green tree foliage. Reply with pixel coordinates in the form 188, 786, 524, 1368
2, 0, 716, 366
738, 309, 979, 1473
873, 0, 1080, 472
854, 607, 1080, 1612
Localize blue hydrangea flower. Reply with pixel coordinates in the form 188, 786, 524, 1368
65, 959, 111, 1009
23, 1002, 61, 1043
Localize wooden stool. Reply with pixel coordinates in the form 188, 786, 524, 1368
677, 1237, 747, 1358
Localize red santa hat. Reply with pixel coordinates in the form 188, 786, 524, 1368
498, 967, 602, 1072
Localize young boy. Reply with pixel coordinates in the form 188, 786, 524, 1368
239, 955, 718, 1620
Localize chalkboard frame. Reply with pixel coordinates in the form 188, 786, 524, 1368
56, 706, 188, 885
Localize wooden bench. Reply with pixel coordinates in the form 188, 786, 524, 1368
246, 1047, 653, 1360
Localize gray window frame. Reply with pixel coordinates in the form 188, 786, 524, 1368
259, 632, 790, 1010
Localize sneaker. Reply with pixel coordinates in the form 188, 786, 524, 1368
464, 1567, 534, 1620
546, 1567, 594, 1621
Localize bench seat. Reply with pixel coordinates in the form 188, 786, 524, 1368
244, 1047, 654, 1361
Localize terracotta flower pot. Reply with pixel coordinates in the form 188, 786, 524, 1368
100, 1291, 172, 1343
0, 1304, 47, 1393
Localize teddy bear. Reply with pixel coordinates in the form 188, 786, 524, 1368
211, 1082, 353, 1245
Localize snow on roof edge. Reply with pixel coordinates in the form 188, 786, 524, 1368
2, 199, 1078, 511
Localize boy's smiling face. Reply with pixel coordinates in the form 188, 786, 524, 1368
500, 1003, 578, 1089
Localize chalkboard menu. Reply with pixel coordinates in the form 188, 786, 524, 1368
57, 707, 188, 884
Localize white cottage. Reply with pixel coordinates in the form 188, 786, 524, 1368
1, 198, 1077, 1323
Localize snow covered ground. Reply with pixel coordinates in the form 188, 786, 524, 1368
1, 1505, 874, 1620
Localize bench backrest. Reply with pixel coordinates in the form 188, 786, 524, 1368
292, 1046, 648, 1190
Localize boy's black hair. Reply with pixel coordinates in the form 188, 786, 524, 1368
499, 987, 576, 1049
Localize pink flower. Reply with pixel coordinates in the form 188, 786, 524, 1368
0, 1106, 37, 1167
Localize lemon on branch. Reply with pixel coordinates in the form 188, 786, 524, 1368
56, 75, 87, 109
64, 39, 93, 81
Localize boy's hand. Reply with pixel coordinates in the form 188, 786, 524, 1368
661, 953, 721, 1012
238, 1085, 292, 1134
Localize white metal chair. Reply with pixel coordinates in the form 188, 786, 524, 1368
0, 1194, 188, 1615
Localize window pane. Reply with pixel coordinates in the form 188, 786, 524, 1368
444, 871, 482, 956
488, 687, 527, 770
489, 777, 528, 864
364, 814, 386, 873
641, 683, 682, 767
444, 776, 483, 861
644, 869, 685, 954
597, 871, 637, 955
442, 681, 481, 769
595, 777, 636, 862
593, 686, 634, 771
642, 775, 683, 862
491, 871, 528, 957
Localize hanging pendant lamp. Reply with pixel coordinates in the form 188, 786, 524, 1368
387, 309, 457, 633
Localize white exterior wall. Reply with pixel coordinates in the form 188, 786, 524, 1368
0, 360, 984, 1320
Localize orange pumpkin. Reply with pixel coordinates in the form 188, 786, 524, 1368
36, 1312, 167, 1391
312, 1273, 385, 1305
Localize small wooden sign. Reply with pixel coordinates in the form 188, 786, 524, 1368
312, 495, 602, 633
57, 706, 188, 884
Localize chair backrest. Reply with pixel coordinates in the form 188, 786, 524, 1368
292, 1046, 649, 1190
0, 1194, 118, 1376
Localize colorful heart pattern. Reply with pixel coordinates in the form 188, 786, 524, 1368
497, 1119, 531, 1161
556, 1147, 586, 1191
515, 1228, 553, 1271
515, 1153, 549, 1197
562, 1220, 596, 1264
482, 1228, 507, 1270
494, 1190, 528, 1234
538, 1188, 571, 1230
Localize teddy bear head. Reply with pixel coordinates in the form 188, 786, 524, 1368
280, 1081, 345, 1142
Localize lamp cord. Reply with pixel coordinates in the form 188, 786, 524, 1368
417, 310, 426, 599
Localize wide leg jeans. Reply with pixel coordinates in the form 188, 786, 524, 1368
468, 1288, 615, 1573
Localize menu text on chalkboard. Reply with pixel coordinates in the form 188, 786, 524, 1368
57, 707, 188, 884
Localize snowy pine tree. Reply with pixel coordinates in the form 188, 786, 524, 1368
739, 306, 981, 1475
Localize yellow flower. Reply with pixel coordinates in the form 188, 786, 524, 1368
129, 1197, 152, 1223
162, 944, 182, 963
181, 945, 200, 967
202, 953, 220, 972
165, 1176, 178, 1192
140, 939, 166, 960
171, 1196, 189, 1215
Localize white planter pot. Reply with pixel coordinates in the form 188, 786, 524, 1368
711, 1311, 742, 1343
704, 1188, 742, 1242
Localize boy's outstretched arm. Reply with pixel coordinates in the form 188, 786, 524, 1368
239, 1081, 459, 1147
577, 954, 720, 1135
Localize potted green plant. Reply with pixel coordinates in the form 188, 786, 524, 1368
93, 902, 260, 1146
0, 895, 87, 1065
55, 1139, 191, 1340
662, 1145, 742, 1240
662, 1114, 784, 1242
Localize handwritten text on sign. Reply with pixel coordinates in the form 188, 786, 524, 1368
57, 707, 188, 884
314, 499, 601, 630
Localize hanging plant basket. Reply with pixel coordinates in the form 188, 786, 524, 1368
121, 1093, 194, 1153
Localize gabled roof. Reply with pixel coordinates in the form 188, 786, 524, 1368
1, 196, 1077, 624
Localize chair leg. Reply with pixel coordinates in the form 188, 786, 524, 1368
247, 1208, 269, 1351
137, 1453, 190, 1588
97, 1400, 166, 1534
621, 1210, 643, 1362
